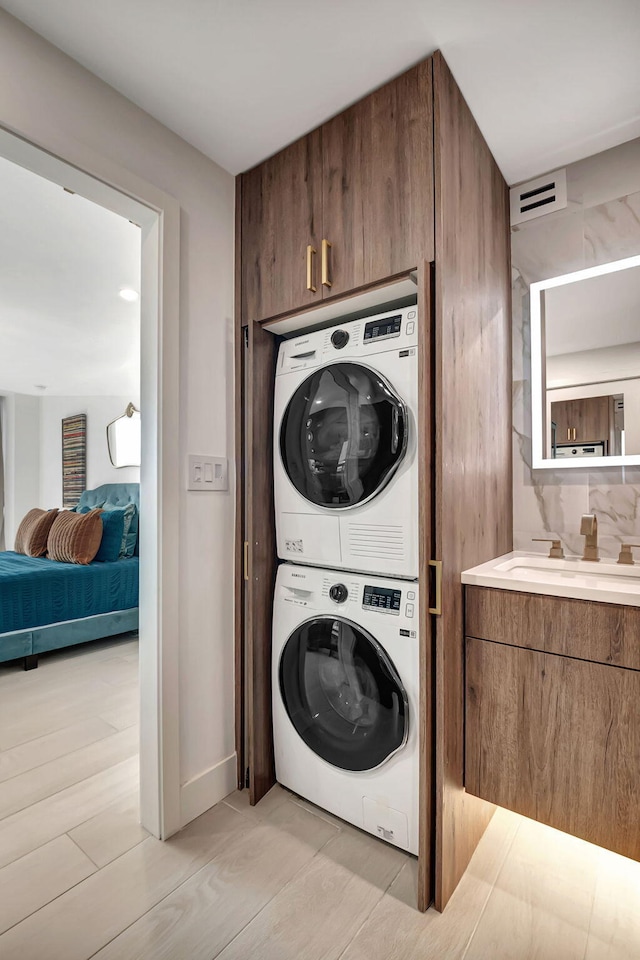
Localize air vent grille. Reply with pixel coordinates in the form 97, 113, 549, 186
510, 169, 567, 225
346, 523, 405, 560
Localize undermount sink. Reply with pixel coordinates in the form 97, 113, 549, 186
461, 551, 640, 606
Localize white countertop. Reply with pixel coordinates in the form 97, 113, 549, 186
461, 551, 640, 607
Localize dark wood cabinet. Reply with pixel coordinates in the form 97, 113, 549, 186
551, 395, 614, 446
237, 51, 512, 912
241, 130, 323, 324
465, 587, 640, 863
322, 59, 434, 298
240, 61, 434, 323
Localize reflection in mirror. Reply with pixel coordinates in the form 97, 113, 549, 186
531, 255, 640, 468
107, 402, 141, 467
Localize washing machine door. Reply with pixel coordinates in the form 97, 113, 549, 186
280, 362, 407, 508
279, 616, 409, 771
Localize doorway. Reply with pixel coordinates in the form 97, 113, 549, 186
0, 126, 180, 839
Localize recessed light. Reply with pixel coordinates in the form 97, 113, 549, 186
119, 288, 139, 302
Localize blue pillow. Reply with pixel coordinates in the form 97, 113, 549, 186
102, 502, 138, 558
94, 509, 127, 562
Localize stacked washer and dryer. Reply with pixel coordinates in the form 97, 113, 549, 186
272, 305, 420, 854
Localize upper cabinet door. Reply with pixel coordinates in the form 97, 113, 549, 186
241, 129, 323, 324
322, 59, 434, 298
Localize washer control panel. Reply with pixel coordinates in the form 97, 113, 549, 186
363, 314, 402, 343
362, 584, 401, 615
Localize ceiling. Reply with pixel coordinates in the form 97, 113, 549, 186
0, 156, 140, 397
1, 0, 639, 183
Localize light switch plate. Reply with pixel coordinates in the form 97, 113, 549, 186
188, 455, 228, 491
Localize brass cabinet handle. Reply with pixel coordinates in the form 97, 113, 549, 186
428, 559, 442, 616
567, 427, 571, 441
243, 541, 249, 581
572, 427, 577, 441
321, 239, 332, 288
306, 244, 317, 293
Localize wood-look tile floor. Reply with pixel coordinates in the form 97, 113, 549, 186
1, 636, 640, 959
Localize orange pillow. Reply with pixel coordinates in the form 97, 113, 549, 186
47, 508, 104, 564
14, 508, 59, 557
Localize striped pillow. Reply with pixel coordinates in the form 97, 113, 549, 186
47, 508, 104, 564
14, 508, 59, 557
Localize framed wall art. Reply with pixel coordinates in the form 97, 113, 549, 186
61, 414, 87, 507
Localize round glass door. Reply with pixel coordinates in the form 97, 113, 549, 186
280, 362, 407, 508
279, 616, 408, 771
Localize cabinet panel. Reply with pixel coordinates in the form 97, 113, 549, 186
323, 59, 434, 299
551, 395, 613, 445
466, 586, 640, 671
241, 130, 323, 324
466, 637, 640, 861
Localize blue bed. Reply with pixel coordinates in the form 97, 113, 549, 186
0, 483, 139, 669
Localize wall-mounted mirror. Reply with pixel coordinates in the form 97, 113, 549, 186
531, 254, 640, 469
106, 402, 141, 467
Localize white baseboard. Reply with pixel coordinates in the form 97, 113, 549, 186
180, 752, 237, 827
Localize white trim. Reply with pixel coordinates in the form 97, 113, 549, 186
530, 254, 640, 471
180, 754, 237, 827
0, 126, 181, 839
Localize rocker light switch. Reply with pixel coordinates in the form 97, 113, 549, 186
188, 455, 228, 491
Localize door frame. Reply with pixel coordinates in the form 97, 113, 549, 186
0, 125, 182, 839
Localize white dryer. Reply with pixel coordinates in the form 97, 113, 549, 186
274, 306, 418, 579
272, 562, 419, 854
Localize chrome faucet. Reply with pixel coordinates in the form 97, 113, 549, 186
580, 514, 599, 562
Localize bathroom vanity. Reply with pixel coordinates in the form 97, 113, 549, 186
462, 553, 640, 861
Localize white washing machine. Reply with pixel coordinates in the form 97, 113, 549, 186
272, 562, 419, 854
274, 306, 418, 579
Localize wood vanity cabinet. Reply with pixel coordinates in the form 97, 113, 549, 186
551, 395, 614, 446
465, 586, 640, 861
240, 59, 434, 324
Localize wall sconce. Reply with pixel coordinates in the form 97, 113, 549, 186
106, 402, 141, 467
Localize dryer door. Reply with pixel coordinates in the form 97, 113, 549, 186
279, 616, 408, 771
280, 362, 407, 508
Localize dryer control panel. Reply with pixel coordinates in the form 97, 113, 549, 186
362, 584, 401, 614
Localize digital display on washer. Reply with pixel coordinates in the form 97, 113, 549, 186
363, 314, 402, 342
362, 585, 401, 613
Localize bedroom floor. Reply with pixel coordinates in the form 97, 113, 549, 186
0, 639, 640, 959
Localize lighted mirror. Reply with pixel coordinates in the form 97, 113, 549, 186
106, 402, 141, 468
531, 254, 640, 469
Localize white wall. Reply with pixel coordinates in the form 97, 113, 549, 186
0, 391, 41, 547
40, 395, 140, 507
0, 10, 236, 817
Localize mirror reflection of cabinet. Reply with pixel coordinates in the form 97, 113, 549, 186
551, 395, 614, 447
530, 254, 640, 468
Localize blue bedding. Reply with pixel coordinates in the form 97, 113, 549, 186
0, 552, 139, 635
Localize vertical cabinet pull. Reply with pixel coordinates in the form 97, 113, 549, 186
572, 427, 577, 441
567, 427, 571, 441
321, 239, 332, 288
243, 541, 249, 581
306, 245, 317, 293
428, 559, 443, 616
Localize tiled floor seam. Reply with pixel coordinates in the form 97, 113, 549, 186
459, 818, 522, 960
206, 825, 344, 960
333, 858, 407, 960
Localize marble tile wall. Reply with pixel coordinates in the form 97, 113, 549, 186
512, 137, 640, 559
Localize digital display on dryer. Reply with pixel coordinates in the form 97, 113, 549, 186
363, 315, 402, 341
362, 585, 401, 613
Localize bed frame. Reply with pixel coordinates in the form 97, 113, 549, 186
0, 482, 140, 670
0, 608, 139, 670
